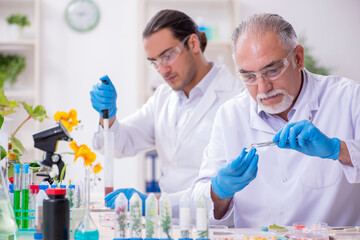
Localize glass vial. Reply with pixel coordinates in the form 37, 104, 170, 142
196, 195, 209, 239
179, 193, 192, 239
145, 193, 158, 239
114, 192, 128, 239
159, 193, 172, 239
129, 193, 142, 238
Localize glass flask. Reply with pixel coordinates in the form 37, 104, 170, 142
74, 167, 99, 240
0, 169, 18, 239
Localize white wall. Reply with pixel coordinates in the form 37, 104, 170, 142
39, 0, 142, 194
38, 0, 360, 194
236, 0, 360, 81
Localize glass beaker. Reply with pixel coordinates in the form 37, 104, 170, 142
0, 168, 18, 239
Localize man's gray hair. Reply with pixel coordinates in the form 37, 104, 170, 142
232, 13, 298, 55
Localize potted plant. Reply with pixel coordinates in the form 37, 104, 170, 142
0, 88, 48, 179
0, 54, 26, 89
6, 13, 31, 40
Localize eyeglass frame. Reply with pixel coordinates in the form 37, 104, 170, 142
147, 34, 191, 70
238, 48, 296, 86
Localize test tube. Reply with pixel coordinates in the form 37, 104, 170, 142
67, 183, 75, 208
179, 193, 192, 239
22, 164, 30, 229
13, 163, 21, 227
114, 192, 128, 239
74, 184, 82, 208
196, 195, 209, 239
159, 193, 172, 239
8, 184, 14, 206
34, 189, 47, 239
145, 193, 158, 239
129, 193, 142, 238
29, 185, 39, 229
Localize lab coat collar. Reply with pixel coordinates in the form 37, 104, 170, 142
176, 65, 236, 143
250, 69, 319, 133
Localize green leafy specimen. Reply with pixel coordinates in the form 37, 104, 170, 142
130, 201, 142, 237
145, 200, 157, 238
269, 224, 288, 232
161, 202, 172, 239
198, 230, 209, 239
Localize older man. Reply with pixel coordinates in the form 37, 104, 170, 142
192, 13, 360, 227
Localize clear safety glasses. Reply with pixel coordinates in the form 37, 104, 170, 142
147, 35, 191, 70
239, 48, 295, 86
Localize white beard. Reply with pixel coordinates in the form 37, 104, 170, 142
257, 89, 294, 114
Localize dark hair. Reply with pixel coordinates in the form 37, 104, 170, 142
143, 9, 207, 52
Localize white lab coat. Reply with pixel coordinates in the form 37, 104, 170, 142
93, 64, 244, 218
192, 70, 360, 227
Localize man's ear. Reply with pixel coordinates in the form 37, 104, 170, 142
187, 33, 201, 54
294, 45, 305, 69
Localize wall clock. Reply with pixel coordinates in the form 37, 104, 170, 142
65, 0, 100, 32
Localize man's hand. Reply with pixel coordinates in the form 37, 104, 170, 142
211, 148, 258, 199
90, 75, 117, 119
105, 188, 148, 215
273, 120, 340, 160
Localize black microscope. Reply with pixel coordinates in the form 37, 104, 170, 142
32, 122, 72, 184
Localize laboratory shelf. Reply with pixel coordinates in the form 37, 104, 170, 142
0, 40, 36, 48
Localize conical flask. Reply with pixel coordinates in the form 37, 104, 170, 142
0, 169, 18, 239
74, 167, 99, 240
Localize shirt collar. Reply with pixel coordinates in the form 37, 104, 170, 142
176, 62, 216, 101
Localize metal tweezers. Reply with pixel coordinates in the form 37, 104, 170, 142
249, 141, 278, 149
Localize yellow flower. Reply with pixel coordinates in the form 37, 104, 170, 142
54, 109, 80, 132
8, 152, 18, 161
70, 141, 97, 167
93, 163, 103, 174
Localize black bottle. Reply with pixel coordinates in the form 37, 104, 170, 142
43, 188, 70, 240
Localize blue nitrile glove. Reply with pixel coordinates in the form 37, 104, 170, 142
211, 148, 259, 199
90, 75, 117, 119
273, 120, 340, 160
105, 188, 148, 215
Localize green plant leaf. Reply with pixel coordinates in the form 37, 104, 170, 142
0, 114, 3, 129
6, 14, 31, 28
0, 89, 19, 116
59, 164, 68, 185
10, 136, 26, 154
8, 164, 14, 179
21, 102, 48, 122
21, 102, 33, 114
32, 105, 48, 122
0, 146, 6, 160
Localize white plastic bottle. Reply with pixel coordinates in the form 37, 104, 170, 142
34, 189, 47, 239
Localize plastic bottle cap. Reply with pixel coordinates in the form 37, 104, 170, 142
22, 163, 30, 173
9, 184, 14, 193
30, 185, 40, 194
14, 164, 21, 174
34, 232, 43, 239
46, 188, 66, 195
39, 185, 49, 190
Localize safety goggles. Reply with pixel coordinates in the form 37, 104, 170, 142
147, 35, 191, 70
239, 48, 295, 86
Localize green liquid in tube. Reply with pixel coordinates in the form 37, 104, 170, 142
13, 190, 21, 227
22, 189, 29, 229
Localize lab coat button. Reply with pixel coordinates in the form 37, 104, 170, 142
279, 211, 284, 216
282, 178, 287, 183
